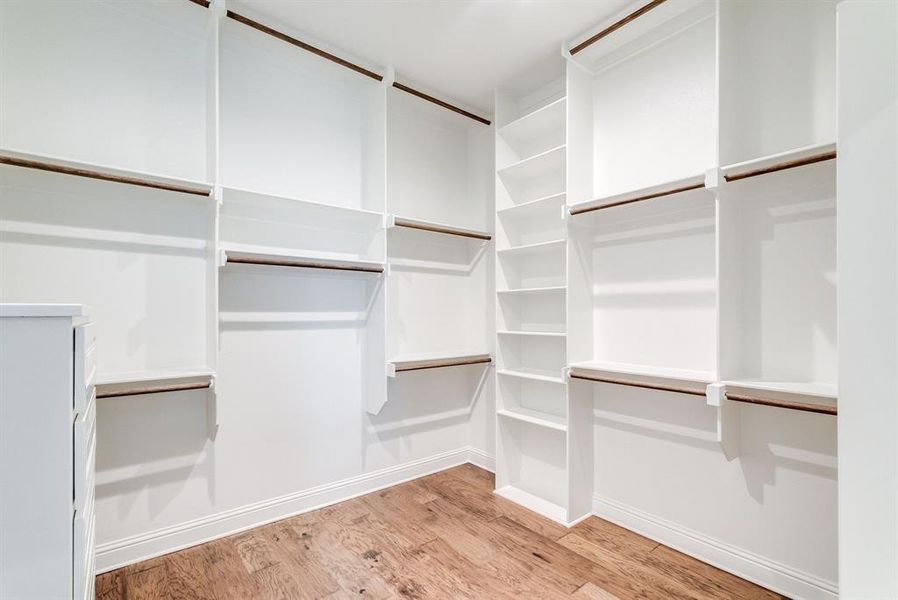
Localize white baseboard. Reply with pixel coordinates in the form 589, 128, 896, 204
592, 494, 838, 600
466, 446, 495, 472
97, 446, 489, 573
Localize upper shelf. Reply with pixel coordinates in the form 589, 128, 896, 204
0, 147, 213, 197
498, 98, 566, 148
222, 186, 384, 221
567, 0, 713, 74
568, 174, 710, 217
721, 142, 837, 184
220, 242, 385, 274
569, 360, 714, 391
497, 238, 566, 257
388, 215, 491, 241
388, 352, 492, 375
723, 379, 837, 401
497, 145, 566, 182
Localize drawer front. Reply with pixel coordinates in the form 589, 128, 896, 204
74, 393, 96, 512
74, 323, 97, 415
73, 500, 96, 600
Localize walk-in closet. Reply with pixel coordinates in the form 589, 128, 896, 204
1, 0, 896, 598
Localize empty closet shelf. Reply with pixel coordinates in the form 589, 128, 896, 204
498, 407, 567, 431
496, 145, 566, 182
721, 142, 836, 183
497, 286, 566, 295
497, 239, 566, 256
0, 147, 213, 197
388, 353, 492, 375
569, 361, 713, 396
723, 379, 837, 400
498, 98, 566, 147
220, 244, 384, 273
724, 391, 837, 416
494, 486, 567, 525
222, 186, 384, 221
388, 215, 491, 240
568, 174, 709, 216
498, 367, 564, 384
497, 193, 567, 216
497, 330, 566, 338
95, 368, 215, 399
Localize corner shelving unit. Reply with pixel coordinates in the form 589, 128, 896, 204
494, 55, 591, 526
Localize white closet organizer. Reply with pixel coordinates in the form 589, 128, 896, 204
381, 82, 494, 414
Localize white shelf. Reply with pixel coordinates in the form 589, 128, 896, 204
498, 98, 566, 147
95, 367, 215, 399
494, 485, 568, 525
498, 407, 567, 432
497, 286, 566, 295
0, 304, 86, 318
568, 173, 709, 216
0, 147, 213, 196
222, 186, 384, 220
388, 215, 491, 241
220, 243, 385, 273
497, 239, 566, 257
720, 141, 837, 183
388, 352, 492, 375
497, 192, 567, 216
496, 144, 566, 182
497, 330, 566, 338
569, 360, 715, 385
498, 367, 565, 384
723, 379, 837, 400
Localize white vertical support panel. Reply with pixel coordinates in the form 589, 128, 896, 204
837, 0, 898, 595
208, 0, 225, 437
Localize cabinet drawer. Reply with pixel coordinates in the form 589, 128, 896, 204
74, 396, 96, 512
73, 499, 96, 600
74, 323, 97, 415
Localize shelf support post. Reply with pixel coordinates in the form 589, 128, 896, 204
707, 383, 740, 460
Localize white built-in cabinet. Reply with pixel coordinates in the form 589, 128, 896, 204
0, 305, 97, 600
493, 0, 838, 526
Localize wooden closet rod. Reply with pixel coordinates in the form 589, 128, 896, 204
226, 10, 384, 82
570, 372, 706, 397
395, 354, 492, 373
392, 82, 491, 126
569, 182, 704, 216
97, 381, 211, 399
0, 156, 211, 197
570, 0, 668, 55
186, 0, 210, 8
725, 151, 837, 183
393, 217, 491, 241
725, 392, 837, 416
227, 255, 384, 273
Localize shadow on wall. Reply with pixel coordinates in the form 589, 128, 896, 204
592, 383, 837, 504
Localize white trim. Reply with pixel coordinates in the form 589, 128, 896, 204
97, 446, 488, 573
592, 494, 838, 600
466, 446, 496, 473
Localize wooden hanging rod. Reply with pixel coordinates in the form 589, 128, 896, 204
226, 10, 383, 82
227, 255, 384, 273
0, 156, 211, 196
570, 372, 706, 396
570, 0, 668, 55
393, 217, 492, 241
724, 151, 837, 183
97, 381, 211, 399
392, 82, 491, 126
394, 354, 492, 373
569, 182, 704, 216
725, 392, 837, 416
186, 0, 210, 8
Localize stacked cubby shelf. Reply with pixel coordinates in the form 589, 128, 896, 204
494, 56, 593, 525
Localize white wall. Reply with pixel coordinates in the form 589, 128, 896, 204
837, 0, 898, 596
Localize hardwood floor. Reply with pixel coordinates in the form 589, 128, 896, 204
96, 465, 784, 600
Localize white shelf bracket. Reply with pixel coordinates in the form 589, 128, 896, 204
213, 184, 223, 206
206, 377, 219, 440
383, 66, 396, 87
707, 383, 740, 460
704, 167, 722, 191
386, 362, 397, 378
210, 0, 227, 19
217, 249, 228, 268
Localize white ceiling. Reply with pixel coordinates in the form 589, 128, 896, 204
238, 0, 630, 117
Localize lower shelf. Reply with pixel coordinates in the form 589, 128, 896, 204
494, 485, 567, 525
95, 368, 215, 399
498, 407, 567, 432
